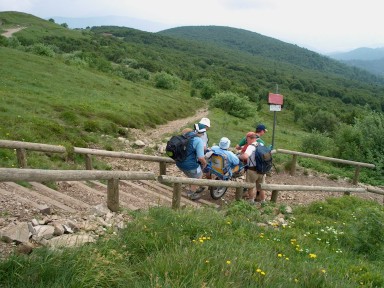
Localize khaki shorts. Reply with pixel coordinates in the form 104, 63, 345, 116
246, 169, 265, 191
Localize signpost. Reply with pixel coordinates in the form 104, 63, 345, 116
268, 91, 284, 148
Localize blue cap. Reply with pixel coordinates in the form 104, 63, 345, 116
256, 124, 268, 132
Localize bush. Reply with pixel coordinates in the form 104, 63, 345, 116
154, 71, 180, 90
333, 112, 384, 182
209, 92, 253, 118
302, 110, 338, 133
300, 131, 332, 154
192, 78, 217, 99
345, 207, 384, 260
26, 43, 56, 57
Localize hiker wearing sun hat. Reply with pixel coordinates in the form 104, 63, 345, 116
211, 137, 240, 170
195, 117, 211, 151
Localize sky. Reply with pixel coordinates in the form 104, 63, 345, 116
1, 0, 383, 54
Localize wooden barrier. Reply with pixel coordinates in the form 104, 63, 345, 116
0, 140, 66, 168
73, 147, 173, 175
158, 175, 255, 209
0, 168, 156, 212
276, 148, 375, 185
0, 140, 173, 175
1, 140, 382, 208
260, 183, 371, 203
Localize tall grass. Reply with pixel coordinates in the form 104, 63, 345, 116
1, 196, 383, 287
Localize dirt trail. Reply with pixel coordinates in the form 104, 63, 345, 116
129, 107, 209, 142
1, 27, 25, 38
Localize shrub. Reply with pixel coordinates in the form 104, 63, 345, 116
345, 207, 384, 260
154, 72, 180, 90
302, 110, 338, 133
300, 130, 332, 154
209, 92, 253, 118
26, 43, 56, 57
192, 78, 217, 99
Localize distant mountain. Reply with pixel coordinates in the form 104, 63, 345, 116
327, 47, 384, 76
158, 26, 383, 82
52, 15, 170, 32
328, 47, 384, 61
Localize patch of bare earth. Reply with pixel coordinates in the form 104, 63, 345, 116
1, 26, 26, 38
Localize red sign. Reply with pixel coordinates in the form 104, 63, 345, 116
268, 93, 284, 105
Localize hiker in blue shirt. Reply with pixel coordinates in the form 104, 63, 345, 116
194, 117, 210, 152
175, 128, 207, 200
210, 137, 240, 170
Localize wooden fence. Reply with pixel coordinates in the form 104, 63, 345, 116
1, 140, 383, 207
260, 183, 367, 203
277, 148, 375, 185
158, 175, 255, 209
0, 168, 155, 212
73, 147, 174, 175
0, 140, 173, 175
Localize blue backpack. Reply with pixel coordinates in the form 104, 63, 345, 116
254, 145, 273, 174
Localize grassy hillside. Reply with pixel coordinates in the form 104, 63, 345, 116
1, 197, 384, 287
0, 11, 383, 185
0, 47, 203, 147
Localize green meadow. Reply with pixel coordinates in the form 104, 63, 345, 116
1, 197, 383, 287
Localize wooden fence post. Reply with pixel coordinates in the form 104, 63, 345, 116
235, 187, 243, 201
16, 148, 27, 168
107, 178, 119, 212
353, 166, 361, 185
290, 155, 297, 176
159, 162, 167, 175
172, 183, 182, 209
270, 190, 279, 203
85, 154, 93, 170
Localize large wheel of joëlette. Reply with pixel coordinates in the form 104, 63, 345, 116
209, 186, 228, 200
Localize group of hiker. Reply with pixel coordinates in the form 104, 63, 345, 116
171, 117, 271, 204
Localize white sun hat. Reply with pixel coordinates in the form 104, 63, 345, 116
219, 137, 230, 150
199, 117, 211, 127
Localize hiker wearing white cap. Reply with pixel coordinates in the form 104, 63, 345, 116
194, 117, 211, 152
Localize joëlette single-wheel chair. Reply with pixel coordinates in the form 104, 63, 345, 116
204, 151, 247, 200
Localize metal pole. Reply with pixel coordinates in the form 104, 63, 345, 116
271, 84, 278, 148
272, 111, 276, 148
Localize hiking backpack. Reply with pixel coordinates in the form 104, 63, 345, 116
253, 145, 273, 174
165, 134, 195, 162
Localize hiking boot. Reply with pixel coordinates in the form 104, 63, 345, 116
186, 190, 194, 197
188, 192, 201, 200
195, 187, 206, 194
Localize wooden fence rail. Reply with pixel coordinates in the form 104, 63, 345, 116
260, 183, 367, 203
158, 175, 255, 209
73, 147, 174, 175
0, 140, 174, 175
0, 168, 156, 212
276, 148, 375, 185
0, 140, 66, 168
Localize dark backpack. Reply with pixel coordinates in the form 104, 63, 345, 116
253, 145, 273, 174
165, 134, 195, 162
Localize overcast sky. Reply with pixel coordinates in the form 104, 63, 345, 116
1, 0, 383, 53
